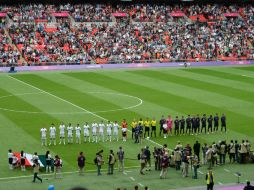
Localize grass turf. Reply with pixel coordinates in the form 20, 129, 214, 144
0, 66, 254, 190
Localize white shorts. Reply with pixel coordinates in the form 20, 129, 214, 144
107, 131, 112, 136
76, 134, 80, 138
92, 131, 97, 136
68, 134, 73, 138
114, 131, 118, 136
41, 136, 46, 140
50, 134, 56, 139
99, 132, 104, 136
84, 132, 89, 137
60, 133, 65, 138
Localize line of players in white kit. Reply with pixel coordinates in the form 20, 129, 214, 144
40, 120, 125, 146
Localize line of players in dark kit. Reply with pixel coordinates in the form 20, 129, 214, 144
159, 113, 226, 137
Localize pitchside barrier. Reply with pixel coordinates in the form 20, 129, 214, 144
1, 60, 254, 73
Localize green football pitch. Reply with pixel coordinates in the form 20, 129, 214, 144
0, 66, 254, 190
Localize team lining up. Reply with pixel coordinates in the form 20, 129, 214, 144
40, 114, 226, 146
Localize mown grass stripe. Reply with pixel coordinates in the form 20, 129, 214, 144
232, 66, 254, 72
100, 71, 254, 136
181, 68, 254, 85
100, 70, 254, 119
42, 72, 222, 147
8, 74, 167, 170
64, 72, 254, 136
126, 69, 254, 104
13, 74, 122, 113
159, 68, 254, 93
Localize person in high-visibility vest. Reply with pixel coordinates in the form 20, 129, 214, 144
206, 170, 214, 190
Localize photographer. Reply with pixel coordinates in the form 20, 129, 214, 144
144, 146, 151, 171
193, 141, 201, 161
153, 147, 159, 171
107, 150, 115, 175
219, 141, 226, 165
32, 159, 42, 183
206, 146, 213, 170
54, 155, 63, 179
117, 146, 124, 172
95, 150, 104, 176
192, 154, 199, 179
77, 152, 86, 176
212, 142, 218, 167
228, 140, 236, 163
174, 148, 182, 171
138, 148, 146, 175
182, 152, 190, 177
160, 152, 169, 179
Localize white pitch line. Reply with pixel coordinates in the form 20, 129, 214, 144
8, 75, 165, 149
241, 74, 254, 78
129, 177, 135, 181
138, 183, 144, 187
0, 91, 143, 115
8, 75, 106, 121
218, 182, 223, 185
86, 92, 143, 113
123, 172, 127, 175
0, 166, 141, 181
224, 169, 230, 173
198, 171, 204, 175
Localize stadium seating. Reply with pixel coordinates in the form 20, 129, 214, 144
0, 3, 253, 65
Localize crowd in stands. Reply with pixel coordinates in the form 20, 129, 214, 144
0, 3, 253, 65
6, 4, 53, 22
0, 26, 21, 65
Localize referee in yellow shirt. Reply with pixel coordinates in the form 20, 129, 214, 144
151, 117, 157, 137
144, 118, 150, 138
131, 119, 137, 139
138, 118, 144, 129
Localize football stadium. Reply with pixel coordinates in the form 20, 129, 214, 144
0, 0, 254, 190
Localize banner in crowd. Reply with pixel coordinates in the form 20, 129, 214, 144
35, 19, 48, 23
112, 12, 127, 17
52, 12, 69, 17
13, 152, 45, 167
170, 12, 185, 17
224, 13, 239, 17
0, 13, 7, 17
